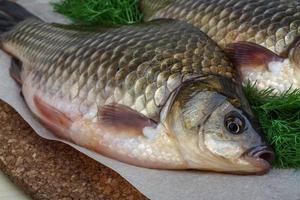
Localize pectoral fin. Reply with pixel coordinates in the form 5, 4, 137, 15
225, 42, 284, 77
100, 104, 157, 136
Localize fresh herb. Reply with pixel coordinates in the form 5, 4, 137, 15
53, 0, 143, 25
244, 83, 300, 168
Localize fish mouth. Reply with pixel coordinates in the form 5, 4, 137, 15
243, 145, 275, 175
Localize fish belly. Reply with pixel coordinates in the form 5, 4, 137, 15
1, 18, 236, 169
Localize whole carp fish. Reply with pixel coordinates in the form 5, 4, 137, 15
0, 1, 274, 174
141, 0, 300, 92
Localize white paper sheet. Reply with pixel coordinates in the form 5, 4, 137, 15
0, 1, 299, 199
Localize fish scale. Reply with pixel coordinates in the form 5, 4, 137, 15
142, 0, 300, 56
140, 0, 300, 92
2, 19, 235, 121
0, 0, 275, 173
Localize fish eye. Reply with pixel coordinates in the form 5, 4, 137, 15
224, 111, 245, 134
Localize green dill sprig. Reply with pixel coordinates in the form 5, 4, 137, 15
244, 83, 300, 168
53, 0, 143, 25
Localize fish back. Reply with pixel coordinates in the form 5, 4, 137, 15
141, 0, 300, 56
2, 19, 236, 121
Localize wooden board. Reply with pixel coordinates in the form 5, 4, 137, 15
0, 100, 146, 200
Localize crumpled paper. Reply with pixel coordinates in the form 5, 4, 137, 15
0, 1, 299, 199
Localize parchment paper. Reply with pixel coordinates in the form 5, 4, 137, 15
0, 1, 299, 199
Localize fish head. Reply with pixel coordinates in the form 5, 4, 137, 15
163, 75, 274, 174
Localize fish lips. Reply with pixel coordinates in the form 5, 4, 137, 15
243, 145, 275, 175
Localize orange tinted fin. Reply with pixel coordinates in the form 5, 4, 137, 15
225, 42, 284, 74
33, 95, 72, 132
9, 58, 22, 85
100, 104, 157, 136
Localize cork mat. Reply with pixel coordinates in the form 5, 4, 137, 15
0, 100, 146, 200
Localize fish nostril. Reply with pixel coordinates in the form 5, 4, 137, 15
257, 151, 275, 164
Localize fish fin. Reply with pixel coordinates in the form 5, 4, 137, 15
100, 104, 157, 136
9, 58, 22, 85
0, 1, 37, 35
33, 95, 72, 139
52, 19, 176, 33
225, 42, 283, 76
51, 23, 120, 33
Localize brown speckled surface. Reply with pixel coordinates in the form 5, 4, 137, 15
0, 100, 146, 200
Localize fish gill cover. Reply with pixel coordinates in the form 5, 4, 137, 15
53, 0, 300, 168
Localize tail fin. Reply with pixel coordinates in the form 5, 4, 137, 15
0, 0, 36, 34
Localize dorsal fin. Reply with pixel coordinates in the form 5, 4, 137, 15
225, 42, 284, 77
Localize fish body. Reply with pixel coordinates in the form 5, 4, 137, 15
0, 1, 273, 174
141, 0, 300, 92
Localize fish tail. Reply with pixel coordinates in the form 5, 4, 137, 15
0, 1, 37, 85
0, 0, 36, 35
